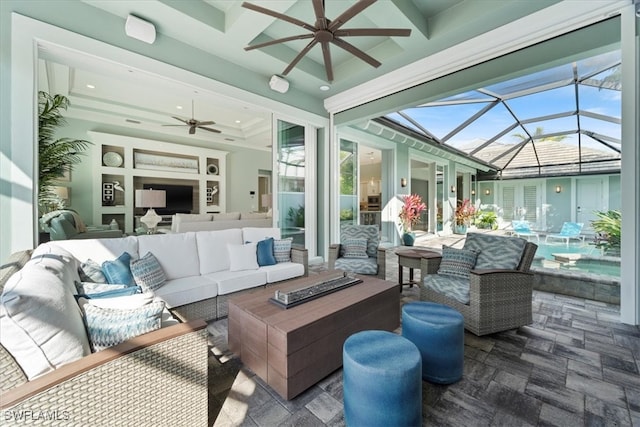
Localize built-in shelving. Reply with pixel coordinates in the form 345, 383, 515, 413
90, 132, 227, 233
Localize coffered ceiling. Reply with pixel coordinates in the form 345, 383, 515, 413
36, 0, 566, 151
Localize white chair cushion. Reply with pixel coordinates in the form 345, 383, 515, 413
137, 233, 200, 280
205, 270, 267, 295
0, 265, 91, 379
28, 244, 81, 295
153, 276, 218, 309
260, 262, 305, 283
196, 229, 243, 274
36, 237, 139, 264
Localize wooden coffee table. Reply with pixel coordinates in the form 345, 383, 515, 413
227, 271, 399, 400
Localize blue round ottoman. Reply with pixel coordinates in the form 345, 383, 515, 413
402, 301, 464, 384
343, 330, 422, 427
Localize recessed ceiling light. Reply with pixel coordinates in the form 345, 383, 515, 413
319, 85, 330, 91
235, 120, 241, 124
176, 105, 183, 110
86, 84, 95, 89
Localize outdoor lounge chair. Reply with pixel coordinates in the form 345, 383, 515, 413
511, 220, 539, 242
328, 224, 386, 279
545, 222, 584, 246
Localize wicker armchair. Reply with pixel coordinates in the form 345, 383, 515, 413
328, 224, 386, 280
419, 233, 537, 336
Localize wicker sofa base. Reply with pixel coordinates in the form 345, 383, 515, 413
171, 297, 219, 323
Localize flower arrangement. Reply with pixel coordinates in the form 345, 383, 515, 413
454, 198, 476, 226
399, 194, 426, 232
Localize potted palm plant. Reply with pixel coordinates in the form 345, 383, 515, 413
38, 91, 90, 214
398, 194, 426, 246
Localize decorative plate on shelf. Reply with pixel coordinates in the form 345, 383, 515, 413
103, 152, 123, 167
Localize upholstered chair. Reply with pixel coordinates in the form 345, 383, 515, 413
328, 224, 386, 279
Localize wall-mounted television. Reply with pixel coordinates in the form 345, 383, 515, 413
142, 183, 193, 215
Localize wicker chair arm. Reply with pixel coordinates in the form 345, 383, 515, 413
469, 270, 534, 297
376, 246, 386, 280
1, 320, 208, 426
419, 255, 442, 281
291, 245, 309, 276
328, 243, 340, 270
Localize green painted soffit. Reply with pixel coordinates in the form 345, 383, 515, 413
335, 16, 621, 126
2, 0, 326, 117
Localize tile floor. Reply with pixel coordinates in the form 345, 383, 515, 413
207, 234, 639, 426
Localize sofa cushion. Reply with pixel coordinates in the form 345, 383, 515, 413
37, 236, 139, 265
261, 262, 305, 283
463, 233, 526, 270
131, 252, 167, 293
229, 243, 259, 271
340, 224, 379, 258
205, 269, 267, 295
0, 264, 91, 380
273, 238, 293, 263
342, 238, 369, 259
241, 212, 268, 220
242, 227, 281, 244
196, 229, 243, 274
214, 212, 240, 220
27, 245, 81, 295
79, 259, 107, 283
78, 296, 165, 352
257, 238, 277, 266
153, 276, 218, 309
334, 256, 378, 275
102, 252, 135, 286
437, 245, 478, 279
171, 213, 213, 232
424, 274, 470, 304
138, 233, 200, 280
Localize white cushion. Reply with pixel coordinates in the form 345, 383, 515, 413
36, 237, 139, 264
242, 227, 281, 243
28, 245, 81, 295
153, 276, 218, 308
240, 212, 268, 220
260, 262, 305, 283
213, 212, 240, 220
172, 213, 212, 232
196, 229, 243, 274
204, 269, 267, 295
137, 233, 200, 280
0, 265, 91, 379
228, 243, 259, 271
82, 292, 156, 309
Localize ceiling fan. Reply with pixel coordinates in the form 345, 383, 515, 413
163, 100, 221, 135
242, 0, 411, 82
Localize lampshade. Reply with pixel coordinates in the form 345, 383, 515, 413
135, 189, 166, 208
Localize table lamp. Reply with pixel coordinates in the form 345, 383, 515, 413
135, 189, 166, 233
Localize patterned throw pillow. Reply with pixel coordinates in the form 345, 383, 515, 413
437, 245, 479, 279
102, 252, 135, 286
130, 252, 167, 293
79, 298, 165, 352
342, 238, 369, 259
75, 281, 128, 295
79, 259, 107, 283
273, 238, 293, 263
256, 238, 277, 266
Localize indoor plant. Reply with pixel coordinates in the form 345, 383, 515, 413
398, 194, 426, 246
38, 91, 90, 214
454, 198, 476, 234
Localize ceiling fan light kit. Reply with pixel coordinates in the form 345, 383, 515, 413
242, 0, 411, 82
125, 15, 156, 44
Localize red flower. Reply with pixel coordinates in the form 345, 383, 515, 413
399, 194, 426, 232
455, 198, 476, 226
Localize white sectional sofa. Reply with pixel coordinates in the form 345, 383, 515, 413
0, 227, 307, 425
171, 212, 272, 233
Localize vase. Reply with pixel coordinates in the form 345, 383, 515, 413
454, 225, 467, 235
402, 232, 415, 246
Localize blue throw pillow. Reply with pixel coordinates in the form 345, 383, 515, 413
256, 238, 277, 267
102, 252, 135, 286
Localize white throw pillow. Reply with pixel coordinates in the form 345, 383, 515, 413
228, 243, 259, 271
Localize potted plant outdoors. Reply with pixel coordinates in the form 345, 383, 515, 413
475, 210, 498, 230
398, 194, 426, 246
454, 198, 476, 234
38, 91, 91, 215
591, 209, 621, 256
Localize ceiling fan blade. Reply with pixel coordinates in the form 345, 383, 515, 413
334, 28, 412, 37
189, 126, 196, 135
162, 124, 189, 127
320, 41, 334, 82
282, 39, 318, 76
241, 2, 316, 32
196, 121, 216, 126
170, 116, 189, 124
245, 33, 314, 51
332, 37, 381, 68
312, 0, 327, 30
328, 0, 376, 32
199, 126, 222, 134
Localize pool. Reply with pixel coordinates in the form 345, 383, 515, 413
531, 241, 620, 278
